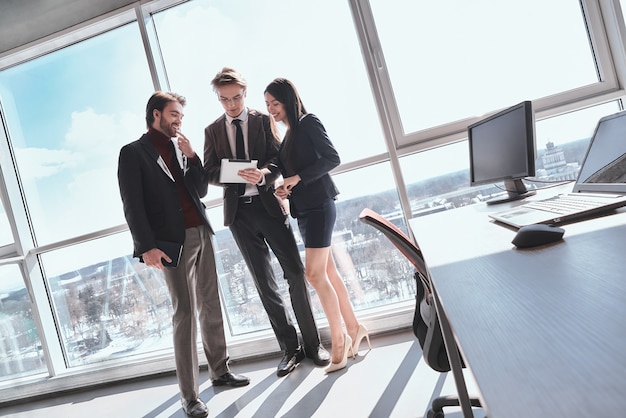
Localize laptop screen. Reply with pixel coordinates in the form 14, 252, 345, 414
573, 110, 626, 194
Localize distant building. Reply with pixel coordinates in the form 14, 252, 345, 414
536, 141, 580, 181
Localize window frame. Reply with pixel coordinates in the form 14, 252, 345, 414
350, 0, 626, 153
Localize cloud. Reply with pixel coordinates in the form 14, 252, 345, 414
14, 107, 144, 244
14, 147, 79, 180
16, 107, 143, 182
52, 108, 142, 226
65, 107, 143, 160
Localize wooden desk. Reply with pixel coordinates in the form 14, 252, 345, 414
409, 198, 626, 418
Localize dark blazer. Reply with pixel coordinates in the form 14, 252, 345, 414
204, 109, 284, 226
118, 134, 211, 258
279, 113, 340, 216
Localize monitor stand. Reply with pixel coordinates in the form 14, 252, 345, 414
485, 179, 536, 205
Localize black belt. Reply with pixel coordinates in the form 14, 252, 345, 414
239, 195, 259, 204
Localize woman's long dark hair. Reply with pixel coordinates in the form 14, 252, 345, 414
264, 78, 307, 173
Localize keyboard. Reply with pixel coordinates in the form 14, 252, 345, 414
522, 195, 609, 215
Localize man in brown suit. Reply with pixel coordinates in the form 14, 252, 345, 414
203, 68, 330, 376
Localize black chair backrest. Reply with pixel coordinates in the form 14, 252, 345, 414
359, 208, 453, 372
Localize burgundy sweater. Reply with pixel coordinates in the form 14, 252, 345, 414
147, 127, 203, 229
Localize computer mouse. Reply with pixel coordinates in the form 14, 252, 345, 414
511, 224, 565, 248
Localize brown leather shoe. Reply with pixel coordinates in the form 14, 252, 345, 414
181, 398, 208, 417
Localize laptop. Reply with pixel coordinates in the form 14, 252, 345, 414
490, 109, 626, 228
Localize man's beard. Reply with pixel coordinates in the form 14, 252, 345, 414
160, 120, 177, 138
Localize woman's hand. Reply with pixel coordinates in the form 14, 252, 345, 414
274, 185, 290, 199
282, 175, 301, 191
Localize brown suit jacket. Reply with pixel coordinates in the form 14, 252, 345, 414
203, 109, 285, 226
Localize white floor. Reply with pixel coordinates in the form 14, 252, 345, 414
0, 329, 484, 418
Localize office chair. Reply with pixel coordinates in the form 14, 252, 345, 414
358, 208, 482, 418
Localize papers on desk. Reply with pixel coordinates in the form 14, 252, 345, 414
219, 159, 258, 183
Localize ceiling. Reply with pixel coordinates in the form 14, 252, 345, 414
0, 0, 139, 55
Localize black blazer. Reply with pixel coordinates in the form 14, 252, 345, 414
279, 113, 340, 216
204, 109, 284, 226
117, 134, 211, 258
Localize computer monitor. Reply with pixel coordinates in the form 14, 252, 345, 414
468, 100, 536, 205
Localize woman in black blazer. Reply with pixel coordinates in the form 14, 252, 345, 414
264, 78, 370, 373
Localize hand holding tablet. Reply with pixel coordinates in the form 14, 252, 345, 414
219, 159, 258, 183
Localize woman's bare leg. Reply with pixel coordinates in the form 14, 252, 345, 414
305, 247, 345, 363
326, 253, 359, 342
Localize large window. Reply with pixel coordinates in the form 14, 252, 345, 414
152, 0, 387, 167
367, 0, 606, 143
0, 0, 625, 398
41, 232, 176, 367
0, 0, 407, 373
0, 263, 45, 382
0, 22, 154, 247
212, 162, 414, 337
0, 18, 155, 379
152, 0, 409, 337
400, 101, 623, 211
0, 201, 11, 248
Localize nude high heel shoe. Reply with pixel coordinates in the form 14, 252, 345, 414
351, 324, 371, 356
325, 334, 353, 373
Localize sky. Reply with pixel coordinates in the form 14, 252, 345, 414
372, 0, 599, 133
0, 22, 153, 248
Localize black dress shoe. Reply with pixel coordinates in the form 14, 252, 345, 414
211, 371, 250, 387
305, 344, 331, 366
181, 398, 208, 417
276, 347, 305, 377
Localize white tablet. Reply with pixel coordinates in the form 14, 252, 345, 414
219, 159, 258, 183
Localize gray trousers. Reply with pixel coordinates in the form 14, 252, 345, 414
163, 225, 229, 402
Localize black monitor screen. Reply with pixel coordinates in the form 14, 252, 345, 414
468, 101, 536, 204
